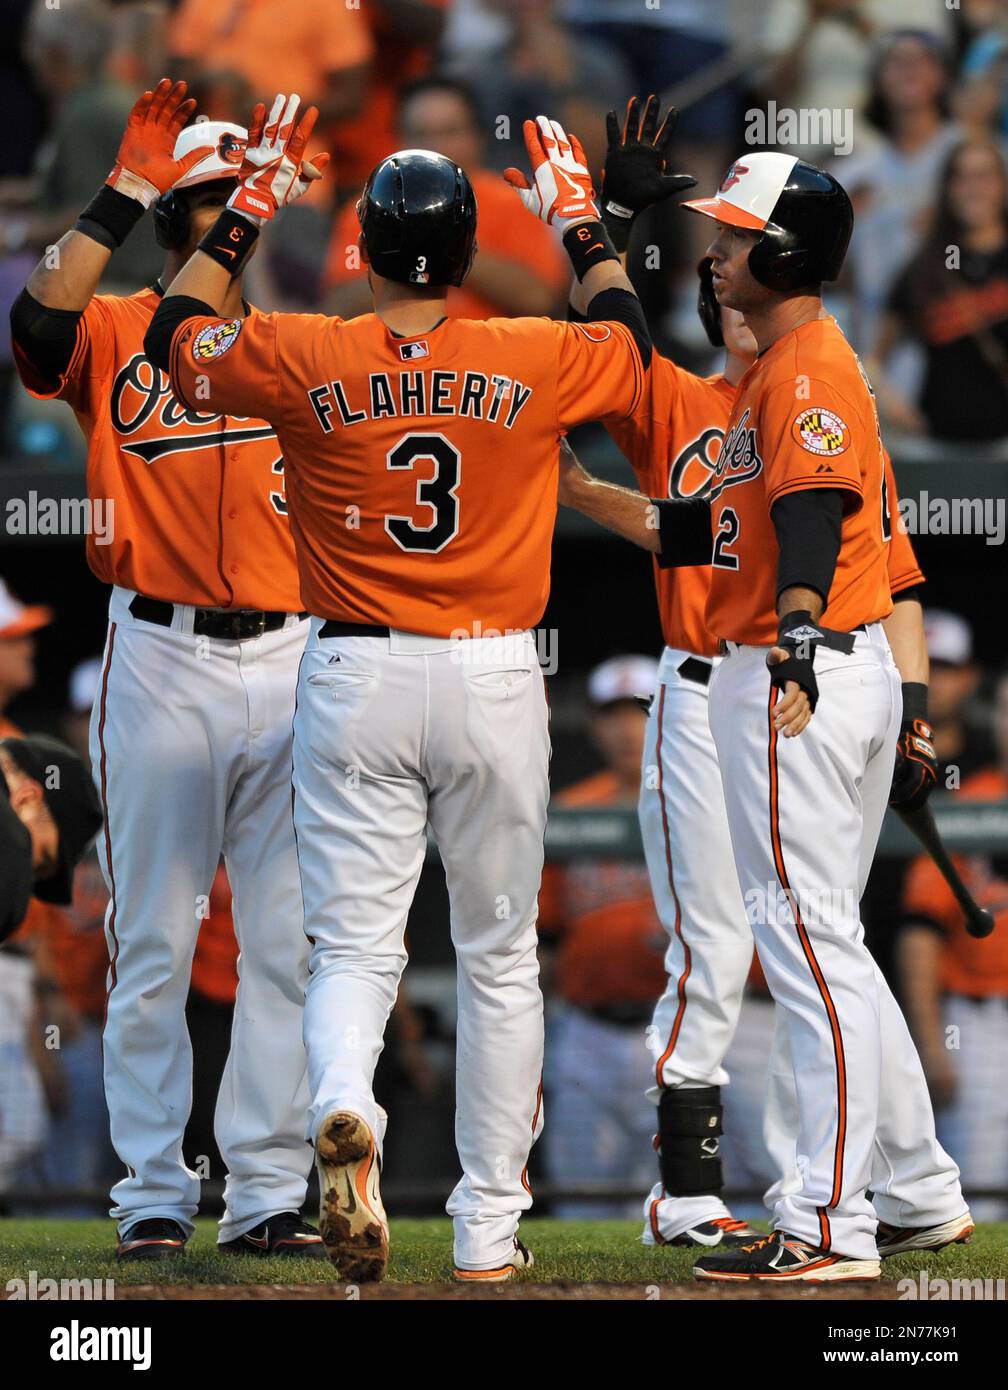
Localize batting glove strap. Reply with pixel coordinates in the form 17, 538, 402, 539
563, 219, 620, 282
768, 651, 819, 713
76, 184, 147, 250
105, 163, 161, 210
198, 207, 260, 273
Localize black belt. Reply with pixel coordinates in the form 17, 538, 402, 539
318, 621, 391, 639
677, 656, 713, 686
130, 595, 306, 640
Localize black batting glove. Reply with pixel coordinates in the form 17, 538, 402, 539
767, 610, 824, 713
890, 682, 938, 811
601, 94, 697, 251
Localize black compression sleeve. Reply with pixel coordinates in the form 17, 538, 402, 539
143, 295, 217, 372
654, 497, 713, 568
771, 489, 844, 602
585, 287, 652, 369
9, 288, 83, 382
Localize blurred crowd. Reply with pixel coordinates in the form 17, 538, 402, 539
2, 0, 1008, 1217
1, 0, 1008, 451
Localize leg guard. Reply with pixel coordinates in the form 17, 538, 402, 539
657, 1086, 724, 1197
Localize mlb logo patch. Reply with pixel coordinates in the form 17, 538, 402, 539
399, 341, 429, 361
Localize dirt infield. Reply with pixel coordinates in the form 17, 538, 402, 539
112, 1280, 909, 1301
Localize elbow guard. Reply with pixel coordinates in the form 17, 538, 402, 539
10, 289, 82, 382
143, 295, 216, 373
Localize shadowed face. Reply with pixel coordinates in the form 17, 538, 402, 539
706, 223, 774, 316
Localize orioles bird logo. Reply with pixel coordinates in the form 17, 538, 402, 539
217, 132, 247, 166
719, 162, 748, 192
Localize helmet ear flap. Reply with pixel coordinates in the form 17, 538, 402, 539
153, 192, 189, 251
696, 258, 724, 347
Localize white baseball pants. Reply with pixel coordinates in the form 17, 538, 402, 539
639, 646, 755, 1242
293, 624, 549, 1272
94, 587, 312, 1241
709, 623, 965, 1260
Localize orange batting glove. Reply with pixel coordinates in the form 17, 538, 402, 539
228, 93, 328, 224
503, 116, 599, 230
107, 79, 212, 208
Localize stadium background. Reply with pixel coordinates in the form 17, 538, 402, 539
1, 0, 1007, 1223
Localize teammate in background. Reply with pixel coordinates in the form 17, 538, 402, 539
147, 99, 655, 1281
899, 674, 1008, 1223
323, 76, 568, 320
919, 610, 991, 785
10, 80, 323, 1261
538, 655, 665, 1219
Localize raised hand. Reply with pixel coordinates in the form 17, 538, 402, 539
108, 78, 213, 208
601, 95, 697, 248
503, 116, 599, 229
229, 94, 327, 224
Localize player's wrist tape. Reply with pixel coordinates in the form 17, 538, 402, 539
198, 208, 260, 273
75, 185, 147, 250
901, 681, 928, 724
562, 219, 619, 281
602, 201, 635, 253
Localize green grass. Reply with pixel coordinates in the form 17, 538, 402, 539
1, 1218, 1005, 1289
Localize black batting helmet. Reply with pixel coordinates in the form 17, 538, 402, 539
683, 152, 853, 292
358, 149, 477, 288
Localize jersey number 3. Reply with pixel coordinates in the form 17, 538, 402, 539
385, 432, 461, 553
712, 507, 740, 570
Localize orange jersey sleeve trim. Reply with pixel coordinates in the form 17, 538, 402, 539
765, 471, 864, 513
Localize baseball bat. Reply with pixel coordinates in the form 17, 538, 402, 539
896, 802, 996, 939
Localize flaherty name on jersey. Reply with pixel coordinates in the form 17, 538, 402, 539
307, 370, 533, 433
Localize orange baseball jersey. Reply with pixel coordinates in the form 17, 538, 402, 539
13, 289, 301, 611
538, 771, 666, 1008
325, 173, 568, 320
608, 349, 922, 658
167, 310, 646, 635
705, 316, 892, 645
902, 768, 1008, 998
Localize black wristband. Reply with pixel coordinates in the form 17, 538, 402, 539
562, 219, 620, 282
74, 185, 146, 250
198, 208, 260, 274
654, 496, 713, 568
901, 681, 928, 724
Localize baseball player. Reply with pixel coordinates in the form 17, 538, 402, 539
561, 99, 944, 1253
649, 153, 968, 1280
10, 79, 322, 1261
145, 96, 653, 1280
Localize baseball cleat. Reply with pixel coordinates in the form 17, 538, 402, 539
876, 1210, 975, 1258
315, 1110, 389, 1282
669, 1216, 762, 1248
115, 1217, 188, 1263
694, 1230, 880, 1282
454, 1235, 534, 1283
219, 1211, 324, 1258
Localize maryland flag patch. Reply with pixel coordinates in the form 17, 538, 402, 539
792, 407, 848, 456
192, 319, 242, 361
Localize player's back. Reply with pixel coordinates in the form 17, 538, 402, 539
178, 308, 645, 636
